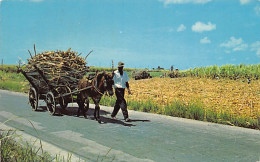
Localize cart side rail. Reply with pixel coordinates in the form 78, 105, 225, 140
33, 65, 54, 91
17, 67, 39, 91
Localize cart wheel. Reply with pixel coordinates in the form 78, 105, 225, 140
29, 87, 38, 111
56, 85, 71, 109
46, 92, 56, 115
59, 98, 68, 109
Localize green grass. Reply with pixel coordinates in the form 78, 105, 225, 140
2, 63, 260, 80
0, 80, 25, 92
0, 131, 53, 161
0, 65, 19, 73
148, 71, 167, 78
0, 117, 87, 162
0, 131, 87, 162
99, 95, 117, 107
89, 64, 260, 80
0, 117, 115, 162
89, 66, 142, 72
183, 64, 260, 80
128, 98, 160, 113
99, 95, 260, 130
88, 66, 165, 78
0, 71, 28, 93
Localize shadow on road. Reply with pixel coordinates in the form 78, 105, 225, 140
128, 119, 151, 122
100, 116, 136, 127
36, 106, 48, 112
36, 106, 150, 127
58, 107, 110, 116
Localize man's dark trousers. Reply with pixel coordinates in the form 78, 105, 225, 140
111, 88, 129, 119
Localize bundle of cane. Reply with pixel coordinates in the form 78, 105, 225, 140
25, 48, 88, 88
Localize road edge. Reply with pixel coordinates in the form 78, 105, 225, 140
0, 122, 83, 161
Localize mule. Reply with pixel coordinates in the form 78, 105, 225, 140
77, 72, 114, 123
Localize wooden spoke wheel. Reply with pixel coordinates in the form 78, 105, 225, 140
59, 97, 69, 109
46, 91, 56, 115
29, 87, 39, 111
57, 86, 71, 109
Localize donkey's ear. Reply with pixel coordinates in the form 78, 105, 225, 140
97, 73, 103, 85
112, 71, 115, 77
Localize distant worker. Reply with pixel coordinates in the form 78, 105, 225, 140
171, 65, 174, 72
111, 62, 132, 122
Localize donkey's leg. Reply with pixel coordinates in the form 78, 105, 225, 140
85, 97, 90, 113
76, 94, 82, 117
95, 104, 101, 123
94, 105, 97, 120
93, 98, 101, 123
92, 97, 97, 119
97, 104, 101, 123
82, 102, 86, 118
83, 97, 90, 118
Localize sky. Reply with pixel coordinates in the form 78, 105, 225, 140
0, 0, 260, 70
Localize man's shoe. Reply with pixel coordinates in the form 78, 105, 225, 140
125, 118, 131, 122
111, 115, 117, 120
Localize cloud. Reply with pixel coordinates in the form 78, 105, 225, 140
191, 21, 216, 33
240, 0, 251, 5
251, 41, 260, 57
159, 0, 212, 5
233, 43, 248, 51
148, 27, 174, 33
220, 36, 248, 52
220, 37, 242, 48
200, 37, 211, 44
255, 5, 260, 15
177, 24, 186, 32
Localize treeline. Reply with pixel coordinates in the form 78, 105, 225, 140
167, 64, 260, 80
182, 64, 260, 80
88, 66, 146, 72
1, 64, 260, 80
0, 65, 20, 73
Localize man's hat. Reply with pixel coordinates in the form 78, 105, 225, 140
118, 62, 125, 67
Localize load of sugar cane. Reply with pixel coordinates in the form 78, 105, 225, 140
25, 48, 88, 89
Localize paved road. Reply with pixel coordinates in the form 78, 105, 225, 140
0, 89, 259, 162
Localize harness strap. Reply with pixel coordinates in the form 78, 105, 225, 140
93, 85, 104, 95
56, 85, 93, 98
95, 78, 98, 88
92, 77, 104, 96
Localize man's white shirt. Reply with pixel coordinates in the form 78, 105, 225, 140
113, 70, 129, 88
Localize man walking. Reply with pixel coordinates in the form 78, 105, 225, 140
111, 62, 132, 122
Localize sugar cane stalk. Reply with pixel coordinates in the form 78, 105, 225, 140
28, 50, 33, 58
112, 60, 114, 75
85, 50, 93, 60
34, 44, 37, 56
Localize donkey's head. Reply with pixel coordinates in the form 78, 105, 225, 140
97, 72, 114, 96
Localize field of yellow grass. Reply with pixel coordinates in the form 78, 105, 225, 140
127, 77, 260, 119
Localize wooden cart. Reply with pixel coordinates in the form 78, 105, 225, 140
18, 65, 90, 115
